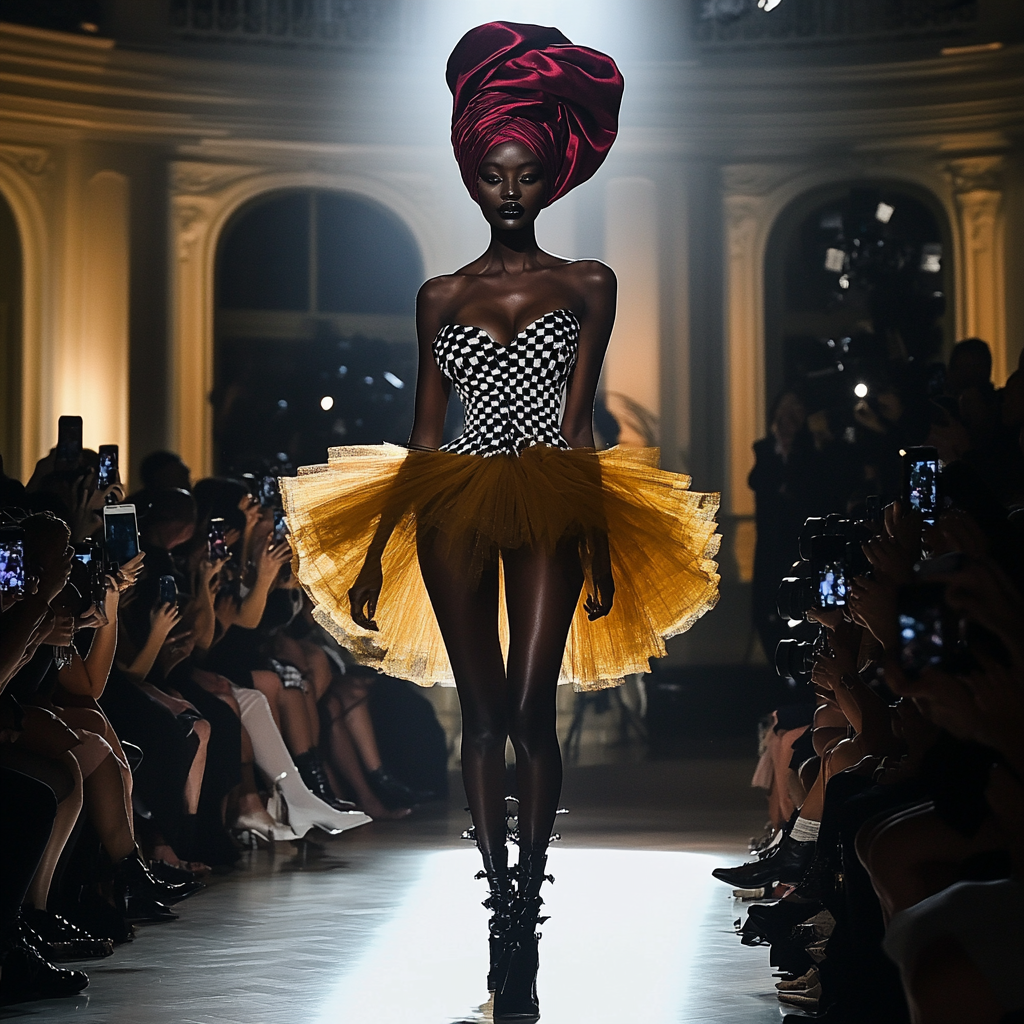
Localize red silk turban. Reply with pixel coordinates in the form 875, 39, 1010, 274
446, 21, 623, 207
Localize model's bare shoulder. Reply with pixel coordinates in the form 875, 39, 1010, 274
568, 259, 616, 291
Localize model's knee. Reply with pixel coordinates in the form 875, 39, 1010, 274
508, 707, 557, 758
462, 717, 508, 755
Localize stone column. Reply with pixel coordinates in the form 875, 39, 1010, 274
948, 156, 1008, 384
79, 170, 130, 462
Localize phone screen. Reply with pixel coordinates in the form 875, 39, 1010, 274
272, 507, 289, 544
908, 459, 938, 521
208, 519, 229, 562
260, 475, 280, 509
98, 445, 119, 489
817, 562, 848, 608
158, 574, 177, 607
104, 506, 139, 567
0, 535, 26, 595
898, 584, 945, 678
56, 416, 83, 465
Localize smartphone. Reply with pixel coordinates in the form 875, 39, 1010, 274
259, 475, 280, 509
158, 574, 177, 607
903, 446, 940, 524
56, 416, 83, 466
103, 504, 140, 569
207, 518, 229, 562
97, 445, 119, 490
865, 495, 882, 525
0, 527, 26, 596
897, 583, 946, 678
915, 551, 965, 579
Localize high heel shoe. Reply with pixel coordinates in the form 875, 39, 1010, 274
476, 844, 513, 992
493, 846, 552, 1022
366, 767, 428, 810
271, 771, 371, 837
231, 809, 301, 844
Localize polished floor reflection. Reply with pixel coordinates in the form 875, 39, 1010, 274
2, 760, 785, 1024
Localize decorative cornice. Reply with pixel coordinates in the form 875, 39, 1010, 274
945, 155, 1004, 194
170, 161, 263, 196
0, 142, 52, 178
722, 163, 804, 197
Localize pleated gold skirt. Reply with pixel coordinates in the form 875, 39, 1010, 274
280, 443, 720, 691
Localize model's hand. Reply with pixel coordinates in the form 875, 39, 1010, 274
349, 560, 383, 630
584, 570, 615, 621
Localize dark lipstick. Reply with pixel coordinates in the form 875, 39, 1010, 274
498, 201, 525, 219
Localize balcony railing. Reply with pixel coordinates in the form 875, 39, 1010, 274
692, 0, 979, 50
169, 0, 404, 49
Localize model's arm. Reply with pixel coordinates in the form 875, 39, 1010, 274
560, 261, 617, 449
561, 261, 617, 620
348, 277, 454, 630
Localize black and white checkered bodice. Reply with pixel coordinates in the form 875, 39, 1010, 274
433, 308, 579, 457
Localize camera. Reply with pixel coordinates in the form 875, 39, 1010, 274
775, 628, 828, 686
207, 518, 230, 562
777, 535, 851, 619
0, 526, 26, 597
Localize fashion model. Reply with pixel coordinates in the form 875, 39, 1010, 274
282, 22, 721, 1021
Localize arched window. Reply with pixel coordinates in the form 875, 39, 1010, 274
764, 184, 951, 429
0, 192, 22, 477
214, 189, 424, 473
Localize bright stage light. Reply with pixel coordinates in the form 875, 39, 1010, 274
854, 382, 869, 399
320, 396, 334, 411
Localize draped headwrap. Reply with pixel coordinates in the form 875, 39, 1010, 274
446, 22, 623, 207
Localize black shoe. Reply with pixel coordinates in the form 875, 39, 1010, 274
61, 890, 134, 945
366, 767, 427, 810
149, 860, 202, 886
0, 939, 89, 1005
114, 849, 203, 908
476, 845, 513, 992
741, 898, 823, 947
493, 846, 551, 1022
20, 908, 114, 961
711, 836, 816, 889
294, 751, 358, 812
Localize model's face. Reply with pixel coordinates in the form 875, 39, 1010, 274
476, 141, 546, 230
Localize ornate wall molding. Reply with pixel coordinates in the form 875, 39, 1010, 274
0, 144, 52, 181
168, 158, 446, 476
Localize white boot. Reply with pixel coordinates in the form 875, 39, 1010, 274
232, 686, 370, 836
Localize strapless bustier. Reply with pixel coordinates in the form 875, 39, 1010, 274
433, 309, 578, 457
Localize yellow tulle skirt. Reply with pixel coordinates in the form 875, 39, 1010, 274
280, 443, 720, 691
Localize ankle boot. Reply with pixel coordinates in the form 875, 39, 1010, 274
475, 845, 513, 991
294, 751, 357, 812
493, 846, 551, 1022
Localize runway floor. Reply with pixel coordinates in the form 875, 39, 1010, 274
2, 758, 794, 1024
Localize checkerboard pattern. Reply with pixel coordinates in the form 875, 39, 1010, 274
433, 309, 580, 456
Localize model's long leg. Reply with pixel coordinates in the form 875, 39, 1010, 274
502, 535, 584, 850
417, 529, 507, 856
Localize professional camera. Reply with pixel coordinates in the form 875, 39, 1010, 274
775, 627, 829, 686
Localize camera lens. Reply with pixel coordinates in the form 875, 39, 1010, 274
775, 638, 815, 684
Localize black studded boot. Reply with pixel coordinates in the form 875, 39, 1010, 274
493, 844, 551, 1022
476, 844, 513, 992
